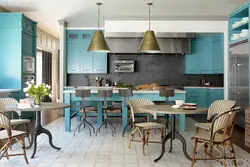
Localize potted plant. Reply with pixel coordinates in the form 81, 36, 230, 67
23, 80, 52, 105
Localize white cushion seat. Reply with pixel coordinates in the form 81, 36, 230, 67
194, 122, 212, 131
0, 130, 26, 140
10, 119, 31, 125
192, 130, 230, 143
135, 122, 165, 129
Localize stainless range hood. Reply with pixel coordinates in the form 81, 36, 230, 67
106, 32, 194, 54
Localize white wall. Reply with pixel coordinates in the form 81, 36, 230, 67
105, 20, 229, 99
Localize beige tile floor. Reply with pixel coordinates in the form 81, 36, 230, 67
1, 117, 250, 167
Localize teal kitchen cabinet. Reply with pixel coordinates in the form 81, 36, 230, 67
93, 53, 108, 73
0, 13, 37, 91
66, 30, 108, 74
207, 88, 224, 107
185, 87, 224, 108
212, 35, 224, 73
67, 43, 80, 73
185, 34, 224, 74
184, 40, 200, 74
184, 88, 207, 107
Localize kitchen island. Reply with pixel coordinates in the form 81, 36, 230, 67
63, 86, 186, 132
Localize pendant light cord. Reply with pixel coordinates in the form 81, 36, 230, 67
97, 2, 102, 30
148, 3, 152, 31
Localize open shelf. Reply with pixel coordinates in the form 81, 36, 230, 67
231, 21, 249, 31
229, 36, 249, 45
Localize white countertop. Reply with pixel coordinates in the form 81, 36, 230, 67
184, 86, 224, 89
0, 89, 20, 94
63, 86, 186, 94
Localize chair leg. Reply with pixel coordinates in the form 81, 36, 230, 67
20, 136, 29, 164
128, 128, 135, 149
191, 138, 198, 167
23, 124, 31, 145
3, 140, 9, 160
122, 119, 132, 137
85, 119, 95, 133
146, 129, 150, 146
160, 128, 164, 142
222, 142, 227, 167
229, 140, 237, 167
142, 130, 146, 156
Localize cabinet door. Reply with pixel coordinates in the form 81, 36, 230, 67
22, 32, 35, 56
199, 37, 213, 74
66, 30, 80, 43
185, 88, 207, 107
79, 41, 93, 73
185, 40, 200, 74
93, 53, 107, 73
67, 43, 80, 73
212, 35, 224, 73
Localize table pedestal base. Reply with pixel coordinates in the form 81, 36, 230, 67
27, 111, 61, 158
154, 115, 191, 162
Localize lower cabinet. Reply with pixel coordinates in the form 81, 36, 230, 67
184, 87, 224, 108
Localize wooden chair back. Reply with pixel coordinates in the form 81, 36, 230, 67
0, 110, 12, 137
0, 98, 21, 117
128, 99, 155, 122
207, 100, 236, 120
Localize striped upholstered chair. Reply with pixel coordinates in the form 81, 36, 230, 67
0, 110, 29, 164
128, 99, 165, 155
0, 98, 31, 145
191, 107, 240, 167
195, 100, 236, 132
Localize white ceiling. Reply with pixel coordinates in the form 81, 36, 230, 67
0, 0, 248, 38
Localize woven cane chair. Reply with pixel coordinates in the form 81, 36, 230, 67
128, 99, 165, 155
0, 98, 31, 145
195, 100, 236, 132
0, 110, 29, 164
191, 107, 240, 167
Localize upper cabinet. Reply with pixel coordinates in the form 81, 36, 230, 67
185, 34, 224, 74
66, 30, 107, 74
229, 2, 250, 45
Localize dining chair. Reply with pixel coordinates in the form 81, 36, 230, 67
195, 100, 236, 132
0, 98, 31, 145
0, 110, 29, 164
74, 89, 96, 136
96, 89, 121, 137
191, 107, 240, 167
128, 99, 165, 155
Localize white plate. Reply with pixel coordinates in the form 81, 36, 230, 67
183, 103, 197, 106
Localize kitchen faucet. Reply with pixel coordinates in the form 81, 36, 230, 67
83, 75, 90, 86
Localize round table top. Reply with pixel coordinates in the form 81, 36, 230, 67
8, 102, 70, 112
140, 105, 207, 115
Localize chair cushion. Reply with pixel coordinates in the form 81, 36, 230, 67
192, 131, 230, 142
10, 119, 30, 125
0, 130, 26, 140
135, 122, 165, 129
80, 107, 97, 113
194, 123, 212, 131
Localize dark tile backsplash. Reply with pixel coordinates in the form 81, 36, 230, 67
67, 54, 223, 87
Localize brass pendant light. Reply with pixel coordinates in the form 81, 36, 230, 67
88, 2, 110, 52
138, 3, 161, 53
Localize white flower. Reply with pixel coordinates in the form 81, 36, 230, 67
25, 93, 29, 97
47, 85, 51, 89
49, 94, 52, 98
31, 80, 34, 84
25, 81, 29, 84
23, 88, 28, 92
28, 84, 32, 88
34, 85, 38, 88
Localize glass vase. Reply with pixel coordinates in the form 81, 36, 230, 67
34, 94, 42, 105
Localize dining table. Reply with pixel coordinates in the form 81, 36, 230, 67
8, 102, 70, 158
140, 104, 207, 162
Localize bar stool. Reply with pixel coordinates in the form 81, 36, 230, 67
118, 89, 133, 137
74, 89, 96, 136
159, 87, 175, 133
96, 89, 116, 136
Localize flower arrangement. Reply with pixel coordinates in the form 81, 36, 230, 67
23, 80, 52, 105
